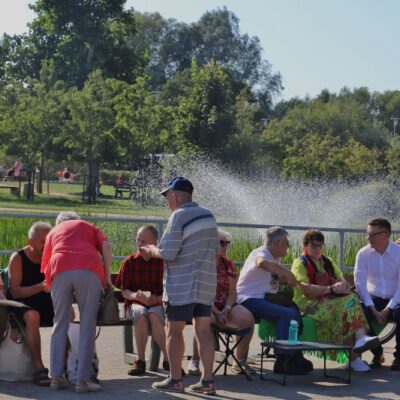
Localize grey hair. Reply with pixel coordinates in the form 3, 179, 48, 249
28, 222, 52, 239
218, 229, 232, 241
264, 226, 289, 247
172, 190, 192, 203
55, 211, 81, 225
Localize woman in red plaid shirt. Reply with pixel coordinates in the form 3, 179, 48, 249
115, 225, 168, 376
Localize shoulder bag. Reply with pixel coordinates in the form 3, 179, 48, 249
97, 287, 120, 323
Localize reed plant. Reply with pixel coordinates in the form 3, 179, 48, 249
0, 215, 371, 273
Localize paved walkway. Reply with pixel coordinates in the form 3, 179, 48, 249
1, 321, 400, 400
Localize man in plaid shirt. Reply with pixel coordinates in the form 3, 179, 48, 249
115, 225, 168, 375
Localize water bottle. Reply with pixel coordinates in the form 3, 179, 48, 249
288, 320, 298, 343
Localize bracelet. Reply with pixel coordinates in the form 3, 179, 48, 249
329, 285, 334, 294
223, 305, 232, 312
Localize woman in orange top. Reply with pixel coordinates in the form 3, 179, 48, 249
41, 211, 112, 393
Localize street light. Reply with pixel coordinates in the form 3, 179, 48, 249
391, 117, 399, 136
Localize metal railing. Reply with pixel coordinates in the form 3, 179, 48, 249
0, 212, 398, 270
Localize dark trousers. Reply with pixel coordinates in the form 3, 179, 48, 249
361, 296, 400, 358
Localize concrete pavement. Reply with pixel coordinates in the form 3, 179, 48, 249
1, 321, 400, 400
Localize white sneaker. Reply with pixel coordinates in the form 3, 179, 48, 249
231, 360, 257, 375
188, 360, 201, 375
353, 335, 379, 354
75, 380, 102, 393
350, 357, 370, 372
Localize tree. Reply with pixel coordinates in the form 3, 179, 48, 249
0, 0, 146, 88
134, 7, 282, 111
62, 70, 118, 179
0, 62, 69, 192
173, 59, 235, 159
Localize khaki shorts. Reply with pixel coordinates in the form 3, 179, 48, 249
125, 304, 165, 326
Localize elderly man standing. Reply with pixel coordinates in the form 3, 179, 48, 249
140, 176, 219, 395
236, 226, 313, 375
355, 218, 400, 370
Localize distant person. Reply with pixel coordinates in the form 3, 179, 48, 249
236, 226, 313, 375
355, 218, 400, 370
188, 229, 255, 376
291, 229, 379, 372
12, 159, 23, 177
115, 225, 168, 376
0, 165, 5, 181
41, 211, 112, 393
7, 222, 53, 385
62, 167, 79, 183
140, 177, 219, 395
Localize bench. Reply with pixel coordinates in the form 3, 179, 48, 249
0, 185, 20, 196
114, 183, 132, 199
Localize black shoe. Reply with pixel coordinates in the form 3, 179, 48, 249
273, 355, 310, 375
370, 353, 385, 369
292, 351, 314, 372
391, 357, 400, 371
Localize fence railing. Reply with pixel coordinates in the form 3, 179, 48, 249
0, 212, 398, 271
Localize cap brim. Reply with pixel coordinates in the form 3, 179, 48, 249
159, 188, 169, 196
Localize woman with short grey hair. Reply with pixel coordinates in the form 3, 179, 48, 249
41, 211, 112, 393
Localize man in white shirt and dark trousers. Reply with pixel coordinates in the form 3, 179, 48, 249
236, 226, 313, 375
355, 218, 400, 370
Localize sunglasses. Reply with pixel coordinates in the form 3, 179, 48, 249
220, 240, 231, 246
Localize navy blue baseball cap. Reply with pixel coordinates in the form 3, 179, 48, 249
160, 176, 194, 196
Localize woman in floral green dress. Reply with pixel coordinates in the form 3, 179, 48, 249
291, 229, 379, 372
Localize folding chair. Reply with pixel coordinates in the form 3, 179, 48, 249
211, 323, 253, 381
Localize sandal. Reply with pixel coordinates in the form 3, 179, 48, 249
33, 367, 51, 386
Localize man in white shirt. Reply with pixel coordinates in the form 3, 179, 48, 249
236, 226, 313, 375
355, 218, 400, 370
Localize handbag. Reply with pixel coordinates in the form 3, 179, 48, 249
0, 319, 34, 381
264, 285, 294, 307
97, 287, 120, 323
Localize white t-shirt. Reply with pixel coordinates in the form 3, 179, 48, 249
236, 246, 279, 303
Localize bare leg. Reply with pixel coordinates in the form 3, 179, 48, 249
134, 314, 149, 361
226, 305, 255, 361
193, 316, 214, 381
192, 337, 200, 361
166, 320, 186, 380
148, 313, 167, 360
23, 310, 45, 370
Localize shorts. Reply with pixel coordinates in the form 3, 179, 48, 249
8, 305, 54, 327
164, 302, 211, 322
125, 303, 165, 326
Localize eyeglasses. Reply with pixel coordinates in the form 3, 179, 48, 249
366, 231, 387, 238
220, 240, 231, 246
309, 242, 324, 249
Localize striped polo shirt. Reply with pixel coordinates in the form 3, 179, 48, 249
158, 202, 218, 306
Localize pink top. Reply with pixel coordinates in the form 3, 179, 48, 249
41, 220, 108, 288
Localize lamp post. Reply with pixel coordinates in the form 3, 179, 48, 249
391, 117, 399, 136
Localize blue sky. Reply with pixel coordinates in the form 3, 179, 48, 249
1, 0, 400, 101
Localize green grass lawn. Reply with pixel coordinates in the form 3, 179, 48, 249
0, 181, 169, 218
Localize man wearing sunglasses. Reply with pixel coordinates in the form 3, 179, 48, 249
355, 218, 400, 370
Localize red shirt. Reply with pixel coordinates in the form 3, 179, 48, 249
41, 220, 108, 287
214, 256, 237, 310
115, 252, 164, 311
